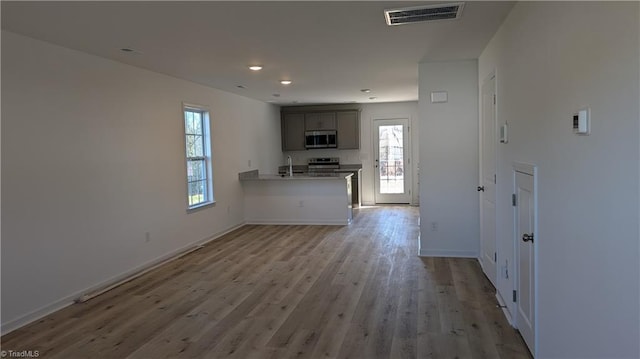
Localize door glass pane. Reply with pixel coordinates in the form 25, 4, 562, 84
378, 125, 404, 194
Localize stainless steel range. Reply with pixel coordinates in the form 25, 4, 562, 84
307, 157, 340, 176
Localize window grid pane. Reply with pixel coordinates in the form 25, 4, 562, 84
192, 112, 202, 134
185, 110, 203, 135
188, 180, 207, 206
186, 135, 204, 157
185, 111, 194, 134
187, 159, 206, 183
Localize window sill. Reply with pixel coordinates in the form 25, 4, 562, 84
187, 200, 216, 213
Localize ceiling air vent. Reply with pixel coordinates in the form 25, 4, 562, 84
384, 2, 464, 26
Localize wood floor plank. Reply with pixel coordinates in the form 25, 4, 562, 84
266, 241, 354, 349
391, 249, 419, 359
1, 206, 531, 359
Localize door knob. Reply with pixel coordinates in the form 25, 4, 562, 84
522, 233, 534, 243
477, 186, 485, 192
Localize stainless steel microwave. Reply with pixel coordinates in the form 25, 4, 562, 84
305, 130, 337, 149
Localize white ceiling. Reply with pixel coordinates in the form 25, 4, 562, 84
1, 1, 514, 105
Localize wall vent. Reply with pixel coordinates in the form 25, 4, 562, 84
384, 2, 464, 26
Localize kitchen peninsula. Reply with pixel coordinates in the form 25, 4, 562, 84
239, 170, 353, 225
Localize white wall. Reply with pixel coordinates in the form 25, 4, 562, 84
478, 2, 639, 358
284, 101, 420, 206
418, 60, 480, 257
1, 31, 282, 333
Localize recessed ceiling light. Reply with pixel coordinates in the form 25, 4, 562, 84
280, 80, 292, 85
272, 93, 281, 97
237, 85, 246, 89
360, 89, 371, 93
248, 65, 263, 71
369, 97, 377, 100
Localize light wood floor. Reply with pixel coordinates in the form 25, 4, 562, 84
1, 206, 531, 358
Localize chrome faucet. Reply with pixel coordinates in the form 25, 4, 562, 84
287, 156, 293, 177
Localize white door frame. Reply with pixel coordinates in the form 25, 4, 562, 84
479, 72, 498, 286
373, 118, 411, 204
513, 162, 538, 356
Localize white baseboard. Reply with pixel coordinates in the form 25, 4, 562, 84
0, 223, 245, 335
1, 289, 80, 336
418, 248, 479, 258
360, 202, 417, 207
245, 219, 348, 226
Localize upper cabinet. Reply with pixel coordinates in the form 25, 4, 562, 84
281, 105, 361, 151
281, 113, 306, 151
336, 111, 359, 149
304, 112, 336, 131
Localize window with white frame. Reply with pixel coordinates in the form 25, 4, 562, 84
183, 105, 214, 209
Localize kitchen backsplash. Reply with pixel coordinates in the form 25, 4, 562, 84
283, 149, 361, 165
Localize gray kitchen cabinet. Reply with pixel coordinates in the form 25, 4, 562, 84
336, 110, 359, 149
281, 113, 305, 151
281, 105, 361, 151
304, 112, 336, 130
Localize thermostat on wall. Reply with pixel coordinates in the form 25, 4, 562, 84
573, 108, 590, 135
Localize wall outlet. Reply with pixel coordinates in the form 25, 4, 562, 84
430, 221, 438, 232
248, 159, 252, 167
298, 200, 304, 208
145, 231, 151, 243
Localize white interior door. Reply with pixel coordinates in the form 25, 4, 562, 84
480, 75, 497, 285
516, 169, 536, 356
374, 119, 410, 204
